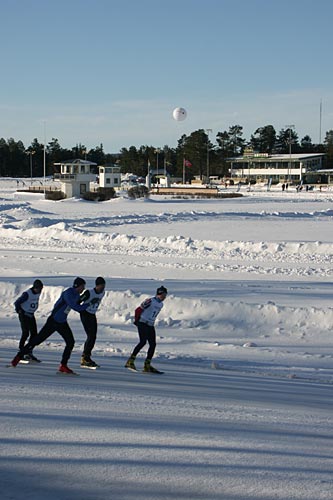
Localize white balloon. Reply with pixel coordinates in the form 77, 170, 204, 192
172, 107, 187, 121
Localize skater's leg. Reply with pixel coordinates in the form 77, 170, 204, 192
28, 315, 38, 343
18, 312, 30, 350
81, 312, 97, 359
21, 316, 56, 355
146, 326, 157, 360
131, 323, 148, 357
57, 322, 75, 365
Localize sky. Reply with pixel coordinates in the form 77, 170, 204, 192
1, 0, 332, 153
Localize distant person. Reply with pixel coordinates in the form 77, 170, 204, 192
79, 276, 106, 369
285, 183, 289, 191
11, 277, 89, 375
125, 286, 168, 374
282, 183, 285, 192
14, 279, 44, 363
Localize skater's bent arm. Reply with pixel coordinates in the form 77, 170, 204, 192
14, 292, 28, 312
64, 289, 89, 312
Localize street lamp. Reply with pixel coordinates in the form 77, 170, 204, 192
25, 150, 35, 183
155, 148, 161, 171
163, 146, 169, 177
205, 129, 212, 183
248, 159, 251, 187
285, 124, 295, 182
43, 121, 46, 194
142, 147, 151, 188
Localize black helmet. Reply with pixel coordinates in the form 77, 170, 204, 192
156, 285, 168, 295
95, 276, 106, 286
73, 277, 86, 288
33, 279, 43, 290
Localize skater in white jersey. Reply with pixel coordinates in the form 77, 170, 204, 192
125, 286, 167, 373
14, 279, 44, 362
79, 276, 106, 369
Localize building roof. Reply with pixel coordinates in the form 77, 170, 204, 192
230, 153, 324, 162
54, 159, 97, 166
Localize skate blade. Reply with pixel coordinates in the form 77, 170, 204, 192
56, 371, 79, 376
126, 367, 138, 372
142, 370, 164, 375
19, 359, 29, 364
80, 365, 97, 370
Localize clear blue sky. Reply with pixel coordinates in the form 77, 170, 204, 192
1, 0, 332, 152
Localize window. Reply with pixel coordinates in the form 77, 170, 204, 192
106, 178, 110, 184
80, 184, 87, 194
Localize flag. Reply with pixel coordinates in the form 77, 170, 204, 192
184, 159, 192, 167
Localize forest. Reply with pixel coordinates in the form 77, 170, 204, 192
1, 125, 332, 180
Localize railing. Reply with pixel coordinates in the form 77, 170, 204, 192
54, 174, 76, 180
151, 186, 218, 195
17, 185, 61, 193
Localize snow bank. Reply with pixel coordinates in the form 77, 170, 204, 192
1, 182, 333, 378
2, 281, 333, 353
1, 222, 333, 266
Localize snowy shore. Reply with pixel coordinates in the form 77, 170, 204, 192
1, 178, 332, 499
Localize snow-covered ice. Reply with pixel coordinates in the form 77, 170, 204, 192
0, 178, 332, 499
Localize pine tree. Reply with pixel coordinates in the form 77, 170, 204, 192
324, 130, 333, 168
250, 125, 276, 153
275, 128, 299, 154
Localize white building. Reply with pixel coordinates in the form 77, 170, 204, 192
316, 168, 333, 184
98, 165, 121, 188
54, 159, 97, 198
146, 169, 171, 188
228, 153, 325, 182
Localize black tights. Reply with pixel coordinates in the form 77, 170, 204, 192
80, 311, 97, 358
132, 323, 156, 360
18, 313, 38, 350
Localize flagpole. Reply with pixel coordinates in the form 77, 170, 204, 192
147, 157, 151, 188
183, 157, 185, 184
43, 120, 46, 195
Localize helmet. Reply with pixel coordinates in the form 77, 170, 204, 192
95, 276, 106, 286
73, 277, 86, 288
33, 279, 43, 290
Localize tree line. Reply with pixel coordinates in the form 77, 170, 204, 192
1, 125, 333, 180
